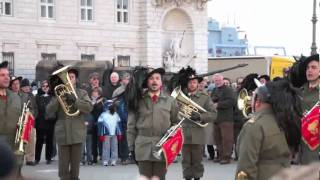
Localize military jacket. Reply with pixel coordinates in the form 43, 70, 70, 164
46, 88, 93, 145
0, 90, 22, 148
300, 83, 320, 164
236, 108, 291, 180
127, 91, 178, 161
182, 90, 217, 144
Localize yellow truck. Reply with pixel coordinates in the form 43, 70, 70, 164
208, 56, 295, 81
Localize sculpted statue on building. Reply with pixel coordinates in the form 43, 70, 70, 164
152, 0, 209, 9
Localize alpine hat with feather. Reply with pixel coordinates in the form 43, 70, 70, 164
142, 67, 165, 88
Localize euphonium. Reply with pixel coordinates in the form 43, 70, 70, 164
171, 86, 208, 127
237, 88, 252, 118
51, 65, 80, 116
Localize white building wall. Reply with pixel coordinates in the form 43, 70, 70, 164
0, 0, 209, 79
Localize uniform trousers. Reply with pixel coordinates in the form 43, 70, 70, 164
58, 143, 82, 180
182, 144, 204, 179
138, 161, 166, 180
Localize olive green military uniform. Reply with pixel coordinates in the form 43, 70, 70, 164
0, 89, 23, 177
236, 108, 291, 180
182, 90, 217, 179
127, 92, 178, 180
299, 83, 319, 165
46, 88, 92, 180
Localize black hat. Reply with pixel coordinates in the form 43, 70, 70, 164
302, 54, 319, 71
10, 76, 22, 83
68, 68, 79, 78
187, 74, 203, 82
20, 78, 30, 87
258, 74, 270, 81
0, 61, 8, 69
142, 68, 165, 88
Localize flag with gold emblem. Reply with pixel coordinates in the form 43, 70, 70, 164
301, 103, 320, 150
161, 127, 184, 168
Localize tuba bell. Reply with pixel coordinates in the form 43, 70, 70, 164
237, 88, 252, 118
171, 86, 208, 127
51, 65, 80, 116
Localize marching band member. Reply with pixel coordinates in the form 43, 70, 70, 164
46, 67, 93, 180
299, 54, 319, 165
127, 68, 178, 180
236, 80, 302, 180
179, 67, 217, 180
0, 61, 23, 178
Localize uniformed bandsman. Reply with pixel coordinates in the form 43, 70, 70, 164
236, 80, 302, 180
127, 68, 178, 180
0, 61, 23, 178
181, 71, 217, 180
46, 68, 93, 180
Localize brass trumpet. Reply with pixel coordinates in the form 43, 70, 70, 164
171, 86, 208, 127
15, 100, 30, 155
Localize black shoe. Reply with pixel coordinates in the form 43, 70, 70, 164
185, 179, 192, 180
35, 160, 39, 165
194, 178, 200, 180
26, 161, 36, 166
46, 160, 52, 164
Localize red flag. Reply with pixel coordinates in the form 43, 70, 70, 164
21, 112, 35, 143
301, 103, 320, 150
161, 127, 184, 168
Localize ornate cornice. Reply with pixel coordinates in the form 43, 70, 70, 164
152, 0, 210, 10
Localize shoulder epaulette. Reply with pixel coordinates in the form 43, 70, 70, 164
247, 118, 255, 123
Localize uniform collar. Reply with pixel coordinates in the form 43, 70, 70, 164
188, 90, 201, 98
302, 82, 319, 91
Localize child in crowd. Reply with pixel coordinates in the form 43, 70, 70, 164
98, 100, 121, 166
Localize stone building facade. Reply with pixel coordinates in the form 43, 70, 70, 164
0, 0, 209, 79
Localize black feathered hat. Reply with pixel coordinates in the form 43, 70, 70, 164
288, 54, 319, 87
68, 68, 79, 78
141, 68, 165, 88
0, 61, 8, 69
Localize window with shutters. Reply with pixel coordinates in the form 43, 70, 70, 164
117, 55, 130, 67
2, 52, 14, 75
81, 54, 95, 61
0, 0, 13, 16
41, 53, 56, 61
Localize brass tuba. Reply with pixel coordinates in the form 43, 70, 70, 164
237, 88, 252, 118
51, 65, 80, 116
171, 86, 208, 127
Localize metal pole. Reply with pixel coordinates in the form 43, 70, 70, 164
311, 0, 318, 55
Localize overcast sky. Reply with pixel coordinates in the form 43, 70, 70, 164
207, 0, 318, 56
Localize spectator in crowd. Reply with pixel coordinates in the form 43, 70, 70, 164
86, 72, 103, 163
90, 87, 104, 164
258, 74, 270, 85
81, 113, 94, 166
112, 72, 131, 165
235, 77, 244, 91
223, 77, 231, 87
9, 76, 22, 92
211, 73, 235, 164
207, 76, 216, 96
103, 72, 120, 99
35, 80, 56, 165
98, 100, 121, 166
